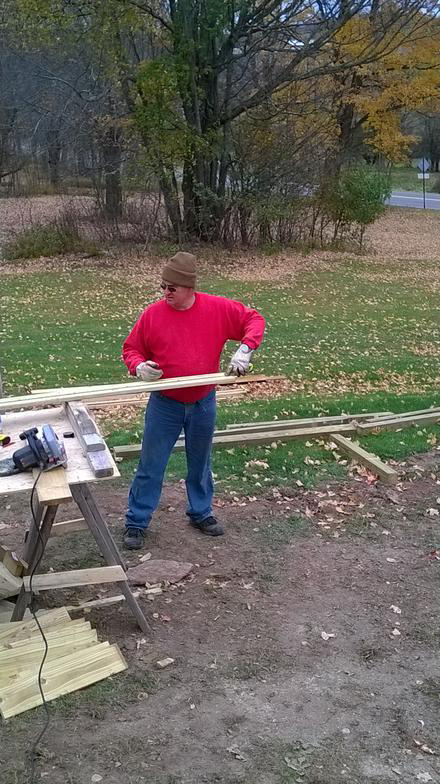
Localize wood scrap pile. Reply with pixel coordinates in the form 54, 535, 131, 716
113, 407, 440, 485
0, 607, 127, 718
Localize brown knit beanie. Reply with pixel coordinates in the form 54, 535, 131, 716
162, 252, 197, 288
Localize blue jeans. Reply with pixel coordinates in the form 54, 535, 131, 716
125, 390, 216, 530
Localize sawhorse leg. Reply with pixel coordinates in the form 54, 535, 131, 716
71, 483, 150, 633
11, 504, 58, 621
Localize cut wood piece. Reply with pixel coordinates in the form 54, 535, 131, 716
0, 608, 71, 643
0, 372, 272, 412
226, 411, 395, 432
357, 411, 440, 433
50, 518, 88, 537
331, 434, 398, 485
66, 592, 140, 612
23, 564, 127, 592
0, 642, 127, 718
64, 402, 114, 478
0, 545, 27, 577
0, 562, 23, 599
113, 422, 357, 461
64, 402, 105, 452
32, 466, 72, 506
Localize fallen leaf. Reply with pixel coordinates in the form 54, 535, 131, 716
227, 745, 246, 761
392, 628, 401, 637
91, 776, 103, 783
156, 657, 174, 669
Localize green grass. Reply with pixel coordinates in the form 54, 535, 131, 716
1, 257, 439, 491
390, 163, 440, 193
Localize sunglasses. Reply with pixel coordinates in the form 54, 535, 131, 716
160, 283, 177, 293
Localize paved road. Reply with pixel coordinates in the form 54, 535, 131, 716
388, 190, 440, 209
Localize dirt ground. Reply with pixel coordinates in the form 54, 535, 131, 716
1, 451, 439, 784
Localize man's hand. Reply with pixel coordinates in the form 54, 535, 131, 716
228, 344, 254, 376
136, 361, 163, 382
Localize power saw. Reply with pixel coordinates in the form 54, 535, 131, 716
0, 425, 67, 478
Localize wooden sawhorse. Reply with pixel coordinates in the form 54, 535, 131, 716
11, 481, 149, 633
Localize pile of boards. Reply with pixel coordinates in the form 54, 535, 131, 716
0, 606, 127, 718
113, 407, 440, 485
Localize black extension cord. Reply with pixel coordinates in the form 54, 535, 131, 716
26, 468, 51, 784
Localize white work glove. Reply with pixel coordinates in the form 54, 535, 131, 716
228, 344, 254, 376
136, 361, 163, 382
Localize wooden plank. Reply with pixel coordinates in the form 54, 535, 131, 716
113, 422, 357, 461
31, 374, 285, 396
87, 388, 246, 407
50, 518, 88, 537
331, 434, 398, 485
0, 372, 269, 412
66, 592, 140, 612
64, 402, 106, 452
32, 465, 72, 506
0, 638, 99, 687
226, 411, 395, 431
0, 563, 22, 599
0, 608, 71, 643
23, 565, 127, 592
357, 411, 440, 433
5, 621, 94, 649
64, 402, 114, 478
0, 642, 127, 718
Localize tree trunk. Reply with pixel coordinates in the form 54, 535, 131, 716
101, 123, 123, 218
47, 118, 62, 187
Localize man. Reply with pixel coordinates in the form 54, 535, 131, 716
122, 251, 265, 550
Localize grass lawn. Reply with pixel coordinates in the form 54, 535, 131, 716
390, 163, 440, 192
2, 254, 439, 492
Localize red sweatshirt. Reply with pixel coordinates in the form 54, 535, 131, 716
122, 292, 265, 403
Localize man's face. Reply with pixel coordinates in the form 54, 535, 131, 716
161, 280, 194, 309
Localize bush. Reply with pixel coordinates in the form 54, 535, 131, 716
317, 165, 391, 247
3, 223, 100, 260
427, 174, 440, 193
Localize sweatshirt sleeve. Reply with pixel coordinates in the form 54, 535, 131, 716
122, 310, 151, 376
221, 298, 265, 350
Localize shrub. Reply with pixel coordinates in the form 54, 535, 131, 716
317, 165, 391, 247
3, 223, 100, 260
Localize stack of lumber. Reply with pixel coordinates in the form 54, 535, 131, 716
113, 407, 440, 485
0, 373, 285, 413
0, 546, 26, 599
0, 607, 127, 718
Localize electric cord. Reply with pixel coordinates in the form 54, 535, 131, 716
27, 468, 51, 784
